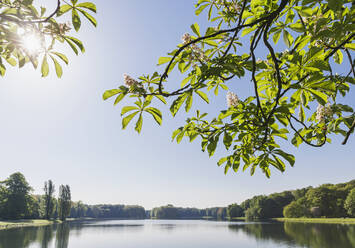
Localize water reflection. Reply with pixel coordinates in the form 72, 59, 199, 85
228, 222, 355, 248
0, 220, 354, 248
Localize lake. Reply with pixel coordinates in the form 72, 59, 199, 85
0, 219, 354, 248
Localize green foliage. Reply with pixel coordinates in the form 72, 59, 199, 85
227, 203, 243, 218
58, 185, 71, 221
0, 172, 33, 219
0, 0, 96, 77
283, 198, 309, 218
104, 0, 355, 177
43, 180, 55, 220
241, 180, 355, 219
69, 203, 146, 219
344, 188, 355, 217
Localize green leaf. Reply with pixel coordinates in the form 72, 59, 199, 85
207, 137, 218, 157
135, 113, 143, 133
5, 57, 16, 66
72, 9, 81, 31
58, 5, 72, 16
41, 55, 49, 77
191, 23, 201, 37
344, 43, 355, 51
122, 111, 139, 130
272, 155, 286, 172
114, 93, 125, 105
333, 50, 343, 64
78, 9, 97, 27
224, 163, 230, 175
307, 89, 328, 105
121, 106, 139, 116
76, 2, 97, 12
328, 0, 342, 11
289, 23, 305, 33
299, 105, 305, 122
51, 52, 69, 65
283, 30, 293, 48
158, 57, 171, 65
172, 128, 182, 141
274, 149, 295, 166
155, 95, 167, 104
49, 55, 62, 78
223, 132, 233, 150
217, 157, 228, 166
0, 63, 5, 76
64, 38, 78, 55
195, 4, 208, 15
170, 94, 188, 117
103, 89, 120, 100
65, 36, 85, 53
195, 90, 209, 103
145, 107, 162, 125
273, 30, 281, 44
185, 91, 193, 112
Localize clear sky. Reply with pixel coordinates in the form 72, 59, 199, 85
0, 0, 354, 210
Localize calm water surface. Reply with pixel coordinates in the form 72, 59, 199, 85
0, 219, 354, 248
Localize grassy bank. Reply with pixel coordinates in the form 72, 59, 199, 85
0, 219, 61, 230
273, 218, 355, 224
229, 217, 246, 221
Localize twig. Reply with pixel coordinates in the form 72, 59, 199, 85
342, 118, 355, 145
289, 116, 327, 147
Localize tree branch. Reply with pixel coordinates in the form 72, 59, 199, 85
342, 118, 355, 145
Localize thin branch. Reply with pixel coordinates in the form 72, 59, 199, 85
290, 115, 308, 129
221, 0, 248, 58
158, 0, 291, 96
251, 24, 267, 121
345, 48, 355, 78
289, 116, 327, 148
342, 118, 355, 145
0, 0, 61, 24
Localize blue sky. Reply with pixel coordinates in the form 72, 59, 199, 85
0, 0, 354, 209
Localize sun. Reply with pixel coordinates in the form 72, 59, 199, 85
18, 28, 44, 55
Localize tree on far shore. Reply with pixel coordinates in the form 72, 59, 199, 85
44, 180, 55, 220
58, 185, 71, 221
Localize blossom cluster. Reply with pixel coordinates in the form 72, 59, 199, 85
226, 91, 239, 108
181, 33, 209, 63
231, 3, 241, 12
302, 14, 333, 46
316, 103, 333, 123
123, 74, 142, 88
58, 22, 71, 35
181, 33, 192, 45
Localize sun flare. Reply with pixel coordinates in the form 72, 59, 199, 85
18, 28, 44, 55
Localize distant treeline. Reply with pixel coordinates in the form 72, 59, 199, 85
150, 205, 227, 219
69, 203, 146, 219
227, 180, 355, 219
1, 172, 354, 221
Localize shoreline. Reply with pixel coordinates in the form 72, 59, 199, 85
0, 219, 61, 230
1, 217, 355, 230
273, 218, 355, 224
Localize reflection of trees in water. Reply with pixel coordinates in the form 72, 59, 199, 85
228, 223, 295, 246
40, 225, 54, 248
283, 222, 355, 248
228, 222, 355, 248
0, 223, 71, 248
55, 223, 70, 248
0, 225, 54, 248
0, 226, 37, 248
